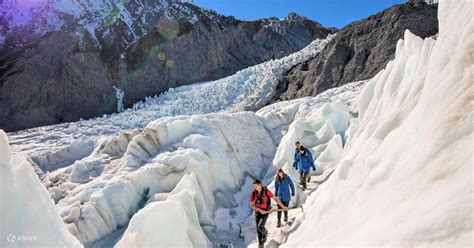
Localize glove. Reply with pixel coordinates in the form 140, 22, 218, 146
312, 168, 316, 171
291, 193, 295, 196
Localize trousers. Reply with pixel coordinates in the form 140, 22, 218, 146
255, 212, 269, 245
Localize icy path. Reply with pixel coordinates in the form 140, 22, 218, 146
7, 36, 332, 174
242, 168, 336, 248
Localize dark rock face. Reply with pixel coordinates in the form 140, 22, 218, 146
0, 1, 333, 132
271, 3, 438, 102
0, 31, 115, 131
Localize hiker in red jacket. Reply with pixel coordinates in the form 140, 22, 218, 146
250, 179, 288, 248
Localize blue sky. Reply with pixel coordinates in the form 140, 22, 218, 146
192, 0, 405, 29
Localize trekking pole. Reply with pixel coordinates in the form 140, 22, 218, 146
268, 206, 304, 214
268, 207, 295, 213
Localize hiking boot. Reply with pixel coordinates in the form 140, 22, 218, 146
277, 222, 282, 228
284, 217, 288, 222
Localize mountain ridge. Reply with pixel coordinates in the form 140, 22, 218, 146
0, 0, 333, 132
270, 2, 438, 103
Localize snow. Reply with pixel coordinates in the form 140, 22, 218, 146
277, 0, 474, 246
8, 35, 332, 176
0, 0, 201, 47
0, 130, 82, 247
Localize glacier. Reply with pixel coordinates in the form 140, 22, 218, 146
115, 0, 472, 246
37, 80, 363, 246
1, 0, 472, 247
8, 35, 332, 176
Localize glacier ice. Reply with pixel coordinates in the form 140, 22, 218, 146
20, 79, 362, 247
116, 172, 212, 247
49, 112, 276, 244
0, 130, 83, 247
8, 35, 333, 176
281, 0, 474, 246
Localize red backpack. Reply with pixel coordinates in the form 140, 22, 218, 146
251, 187, 272, 210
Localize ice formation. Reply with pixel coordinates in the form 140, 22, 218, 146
34, 80, 363, 246
48, 112, 275, 244
280, 0, 473, 246
0, 130, 83, 247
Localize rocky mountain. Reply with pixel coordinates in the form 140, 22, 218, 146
0, 0, 333, 132
270, 2, 438, 102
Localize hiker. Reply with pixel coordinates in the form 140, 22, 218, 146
250, 179, 288, 248
293, 141, 314, 182
296, 146, 315, 190
292, 141, 302, 169
274, 168, 295, 227
293, 141, 311, 169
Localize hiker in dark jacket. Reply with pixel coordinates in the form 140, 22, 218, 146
274, 168, 295, 227
250, 179, 288, 248
296, 146, 316, 190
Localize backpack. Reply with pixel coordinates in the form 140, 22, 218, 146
252, 187, 271, 211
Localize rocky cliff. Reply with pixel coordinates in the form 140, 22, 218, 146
270, 2, 438, 102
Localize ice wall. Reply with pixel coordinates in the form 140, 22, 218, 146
0, 130, 83, 247
283, 0, 473, 246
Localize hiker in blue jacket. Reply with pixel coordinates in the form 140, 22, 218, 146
274, 168, 295, 227
296, 145, 315, 190
292, 141, 301, 169
293, 141, 311, 170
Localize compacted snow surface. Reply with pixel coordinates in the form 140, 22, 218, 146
1, 0, 473, 247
